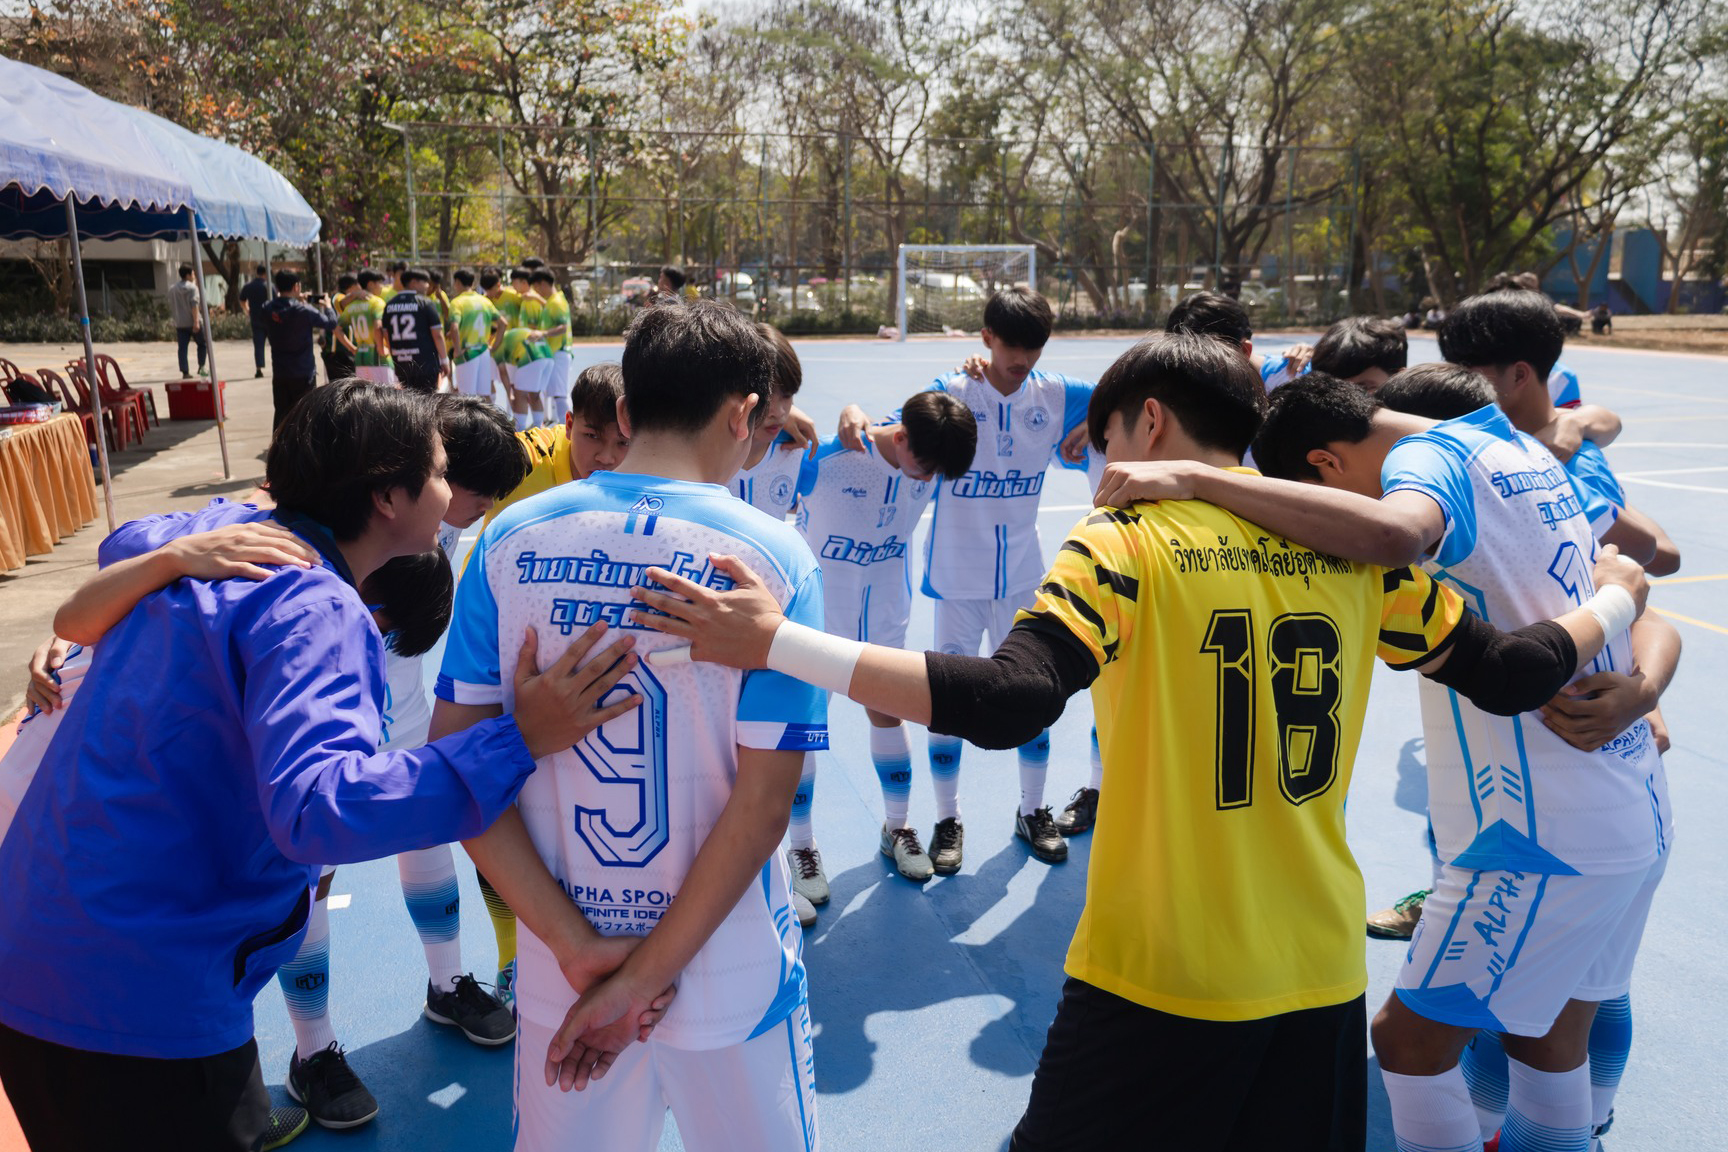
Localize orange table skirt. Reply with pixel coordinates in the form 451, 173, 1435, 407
0, 414, 98, 572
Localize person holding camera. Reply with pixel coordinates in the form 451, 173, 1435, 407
259, 269, 338, 432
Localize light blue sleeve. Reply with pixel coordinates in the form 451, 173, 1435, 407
435, 522, 506, 706
1550, 363, 1581, 409
1381, 434, 1478, 569
1260, 356, 1289, 383
1060, 376, 1094, 439
736, 564, 830, 753
1565, 440, 1624, 538
797, 437, 847, 499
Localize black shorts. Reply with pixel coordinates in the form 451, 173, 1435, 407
1011, 978, 1366, 1152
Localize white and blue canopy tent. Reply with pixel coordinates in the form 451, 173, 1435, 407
0, 55, 322, 531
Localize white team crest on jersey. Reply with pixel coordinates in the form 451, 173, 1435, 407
1022, 405, 1050, 432
769, 475, 795, 507
910, 479, 929, 499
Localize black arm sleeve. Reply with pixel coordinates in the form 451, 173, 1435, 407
1422, 611, 1579, 716
924, 618, 1100, 749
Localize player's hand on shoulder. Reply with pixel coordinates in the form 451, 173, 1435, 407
1534, 409, 1584, 462
837, 404, 871, 452
783, 406, 818, 456
164, 522, 319, 582
1059, 423, 1089, 464
956, 354, 987, 380
1539, 669, 1655, 752
1282, 342, 1315, 375
26, 636, 72, 714
1590, 543, 1649, 617
634, 554, 782, 670
1092, 460, 1198, 508
511, 623, 642, 759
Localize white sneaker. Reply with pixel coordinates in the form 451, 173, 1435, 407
792, 890, 818, 929
880, 823, 934, 883
786, 846, 830, 905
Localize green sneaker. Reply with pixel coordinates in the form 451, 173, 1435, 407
1366, 889, 1431, 939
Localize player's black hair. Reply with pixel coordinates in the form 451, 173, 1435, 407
273, 269, 300, 295
521, 256, 546, 271
336, 273, 357, 291
1376, 363, 1497, 421
254, 264, 268, 277
178, 263, 193, 278
529, 268, 557, 286
659, 264, 687, 291
388, 260, 408, 274
509, 267, 530, 283
757, 323, 802, 397
621, 299, 773, 436
427, 270, 443, 287
1088, 332, 1267, 460
266, 381, 440, 541
358, 269, 386, 289
1438, 290, 1565, 379
452, 269, 476, 288
363, 550, 454, 658
1312, 316, 1408, 380
1165, 291, 1253, 346
479, 270, 501, 292
982, 287, 1053, 350
403, 267, 431, 287
1248, 374, 1379, 483
901, 390, 978, 480
570, 363, 625, 430
437, 394, 530, 499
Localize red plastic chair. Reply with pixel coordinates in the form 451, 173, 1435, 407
35, 369, 105, 451
93, 353, 159, 429
0, 359, 22, 385
69, 361, 145, 448
53, 366, 133, 451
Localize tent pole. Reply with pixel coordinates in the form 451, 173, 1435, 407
64, 197, 116, 534
188, 208, 233, 479
313, 242, 324, 295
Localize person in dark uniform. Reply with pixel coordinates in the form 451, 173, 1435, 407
238, 264, 272, 378
379, 268, 449, 393
259, 270, 338, 432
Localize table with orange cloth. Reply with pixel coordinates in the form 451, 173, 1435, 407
0, 414, 98, 572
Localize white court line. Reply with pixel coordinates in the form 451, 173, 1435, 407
1619, 476, 1728, 495
1615, 466, 1728, 477
1581, 382, 1728, 405
328, 894, 352, 910
1612, 441, 1728, 449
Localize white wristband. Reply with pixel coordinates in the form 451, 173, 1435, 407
765, 620, 865, 696
1583, 583, 1637, 641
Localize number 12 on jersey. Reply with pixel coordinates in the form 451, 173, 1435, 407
1200, 609, 1344, 811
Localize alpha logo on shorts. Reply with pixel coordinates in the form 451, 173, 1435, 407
1022, 405, 1050, 432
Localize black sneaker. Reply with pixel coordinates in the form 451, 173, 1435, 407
1015, 807, 1069, 863
1052, 788, 1099, 836
930, 817, 965, 875
424, 973, 516, 1046
286, 1043, 377, 1130
261, 1104, 310, 1149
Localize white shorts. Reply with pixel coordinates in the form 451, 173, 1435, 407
514, 1003, 818, 1152
356, 363, 394, 386
509, 358, 557, 395
1396, 855, 1669, 1036
933, 591, 1033, 657
552, 349, 574, 393
824, 581, 911, 648
451, 354, 497, 397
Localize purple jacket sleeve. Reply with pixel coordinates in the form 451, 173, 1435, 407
241, 590, 536, 865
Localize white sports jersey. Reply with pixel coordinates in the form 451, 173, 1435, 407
378, 521, 467, 752
920, 370, 1092, 600
732, 435, 804, 520
793, 435, 935, 643
0, 645, 92, 844
1548, 361, 1581, 409
437, 471, 828, 1050
1381, 404, 1669, 875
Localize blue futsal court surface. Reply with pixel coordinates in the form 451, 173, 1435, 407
251, 333, 1728, 1151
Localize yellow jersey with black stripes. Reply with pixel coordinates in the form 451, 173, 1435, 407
481, 425, 575, 530
1019, 477, 1465, 1022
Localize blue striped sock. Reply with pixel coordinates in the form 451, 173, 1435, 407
1018, 730, 1050, 816
1588, 994, 1632, 1130
399, 844, 463, 993
1500, 1058, 1591, 1152
1462, 1030, 1511, 1140
277, 894, 337, 1057
1087, 726, 1103, 792
871, 724, 913, 829
788, 754, 817, 850
929, 734, 962, 822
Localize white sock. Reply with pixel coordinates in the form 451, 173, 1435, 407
1018, 730, 1050, 816
1381, 1065, 1486, 1152
871, 724, 913, 829
277, 894, 338, 1058
1502, 1058, 1591, 1152
1087, 726, 1103, 793
928, 734, 962, 822
398, 844, 463, 993
547, 392, 570, 425
513, 411, 531, 432
788, 754, 817, 851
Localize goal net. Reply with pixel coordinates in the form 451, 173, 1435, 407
896, 245, 1037, 340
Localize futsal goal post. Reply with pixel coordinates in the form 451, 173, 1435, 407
896, 244, 1038, 341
